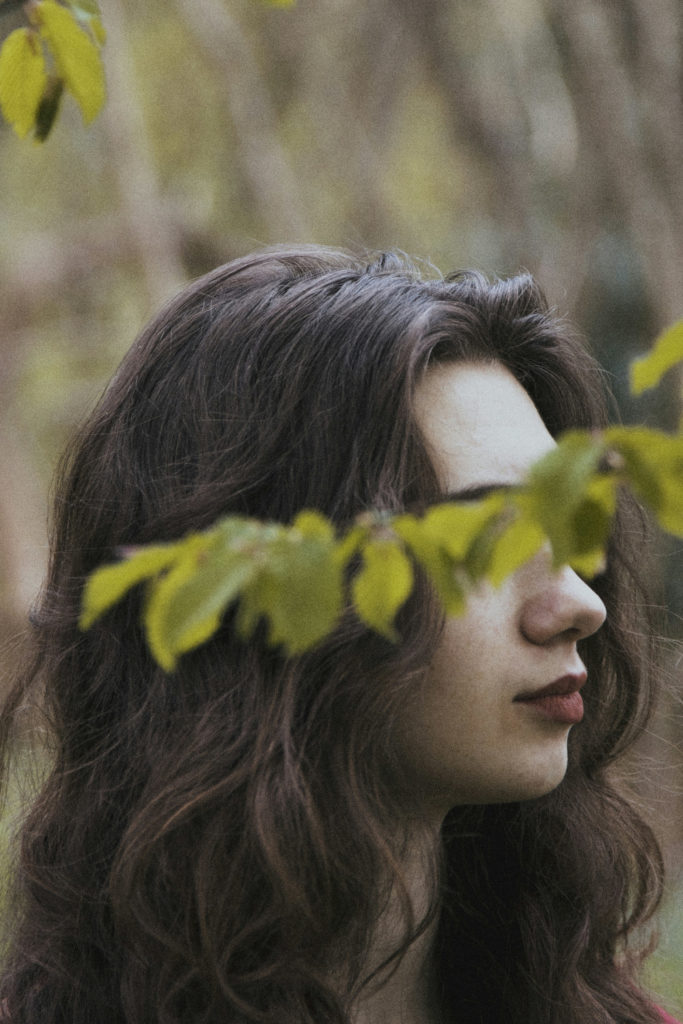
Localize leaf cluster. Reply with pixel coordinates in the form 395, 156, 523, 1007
0, 0, 105, 140
80, 419, 683, 672
0, 0, 297, 141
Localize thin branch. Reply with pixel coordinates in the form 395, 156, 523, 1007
174, 0, 312, 242
547, 0, 683, 328
100, 0, 187, 308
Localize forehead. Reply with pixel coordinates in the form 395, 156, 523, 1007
413, 361, 556, 491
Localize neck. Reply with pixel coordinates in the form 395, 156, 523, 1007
350, 828, 442, 1024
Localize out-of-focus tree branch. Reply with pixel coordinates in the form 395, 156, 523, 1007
278, 0, 404, 242
101, 0, 187, 307
547, 0, 683, 329
631, 0, 683, 241
0, 314, 48, 655
174, 0, 312, 242
394, 0, 538, 265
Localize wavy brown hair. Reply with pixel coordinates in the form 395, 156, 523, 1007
0, 247, 665, 1023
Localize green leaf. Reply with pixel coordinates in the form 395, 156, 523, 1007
393, 515, 466, 615
34, 75, 64, 141
89, 16, 105, 45
64, 0, 102, 17
394, 496, 504, 611
351, 537, 413, 640
64, 0, 106, 44
257, 516, 344, 654
607, 426, 683, 536
485, 505, 547, 588
79, 542, 182, 629
0, 27, 47, 138
419, 495, 505, 562
234, 568, 271, 642
565, 473, 616, 576
144, 524, 257, 672
290, 509, 335, 542
333, 523, 367, 569
36, 0, 105, 123
630, 320, 683, 395
525, 431, 608, 567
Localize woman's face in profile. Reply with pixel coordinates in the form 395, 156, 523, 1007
397, 361, 606, 823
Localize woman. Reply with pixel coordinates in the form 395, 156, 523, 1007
0, 247, 676, 1023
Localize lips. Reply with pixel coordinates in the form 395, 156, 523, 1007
514, 672, 587, 702
513, 673, 587, 725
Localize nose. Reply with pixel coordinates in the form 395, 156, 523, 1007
519, 562, 607, 647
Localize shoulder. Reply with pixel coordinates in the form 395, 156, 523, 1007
656, 1007, 683, 1024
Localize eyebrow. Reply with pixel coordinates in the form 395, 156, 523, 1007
441, 482, 519, 502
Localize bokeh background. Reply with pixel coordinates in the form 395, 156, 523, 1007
1, 0, 681, 1011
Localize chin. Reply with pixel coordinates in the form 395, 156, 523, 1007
492, 754, 570, 804
506, 776, 566, 803
453, 750, 570, 808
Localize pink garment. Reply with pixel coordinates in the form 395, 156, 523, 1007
657, 1008, 683, 1024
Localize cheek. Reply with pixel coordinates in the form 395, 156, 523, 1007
387, 585, 545, 816
418, 604, 510, 751
432, 584, 518, 680
389, 613, 491, 777
413, 584, 521, 744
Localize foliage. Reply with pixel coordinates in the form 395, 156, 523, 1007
0, 0, 295, 141
0, 0, 679, 672
81, 388, 683, 670
0, 0, 105, 140
631, 320, 683, 397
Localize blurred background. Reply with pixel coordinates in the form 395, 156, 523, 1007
0, 0, 681, 1010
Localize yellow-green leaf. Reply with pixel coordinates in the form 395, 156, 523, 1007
393, 515, 466, 615
352, 538, 413, 640
66, 0, 102, 14
34, 75, 64, 141
334, 523, 367, 569
36, 0, 105, 123
566, 473, 615, 576
89, 17, 106, 45
64, 0, 107, 44
257, 522, 344, 654
630, 320, 683, 395
79, 542, 182, 629
485, 505, 547, 588
567, 544, 607, 580
608, 426, 683, 536
291, 509, 335, 542
0, 28, 47, 138
525, 431, 606, 566
419, 495, 505, 562
144, 534, 217, 670
144, 530, 256, 671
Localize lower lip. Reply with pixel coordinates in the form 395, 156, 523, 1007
515, 691, 584, 724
